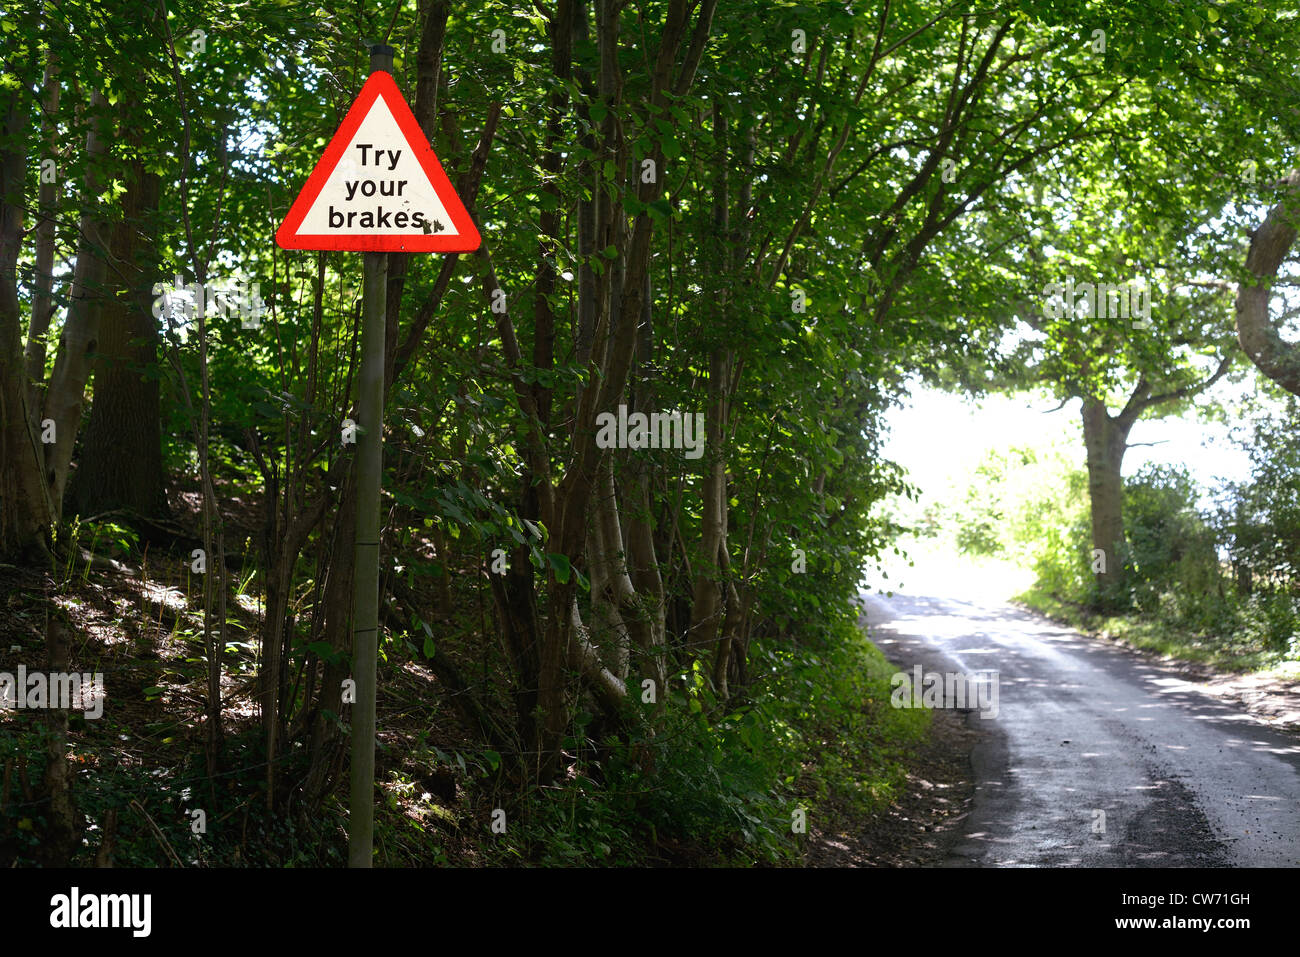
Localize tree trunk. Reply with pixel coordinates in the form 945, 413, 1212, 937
625, 269, 667, 695
685, 350, 732, 676
66, 163, 168, 520
42, 88, 114, 523
686, 104, 734, 679
0, 73, 51, 561
1236, 170, 1300, 396
38, 608, 78, 865
1081, 397, 1131, 610
25, 51, 60, 418
303, 480, 356, 808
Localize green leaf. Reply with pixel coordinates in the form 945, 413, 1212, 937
648, 198, 674, 221
547, 552, 572, 583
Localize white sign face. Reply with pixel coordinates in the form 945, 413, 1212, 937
296, 97, 456, 235
276, 71, 480, 253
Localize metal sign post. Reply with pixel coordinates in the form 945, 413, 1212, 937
276, 42, 481, 867
348, 241, 386, 866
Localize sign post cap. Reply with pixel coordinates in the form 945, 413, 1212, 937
369, 44, 396, 73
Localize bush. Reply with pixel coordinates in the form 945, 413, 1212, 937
1209, 400, 1300, 652
1123, 464, 1222, 621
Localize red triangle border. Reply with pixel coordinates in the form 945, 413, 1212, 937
275, 71, 482, 253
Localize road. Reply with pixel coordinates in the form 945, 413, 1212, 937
860, 588, 1300, 867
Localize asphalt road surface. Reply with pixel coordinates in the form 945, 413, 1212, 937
860, 589, 1300, 867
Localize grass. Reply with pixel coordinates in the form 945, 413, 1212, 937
1015, 583, 1291, 674
875, 530, 1297, 677
434, 618, 933, 867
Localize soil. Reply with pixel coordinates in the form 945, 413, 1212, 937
804, 705, 983, 867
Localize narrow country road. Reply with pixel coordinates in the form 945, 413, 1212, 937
860, 588, 1300, 867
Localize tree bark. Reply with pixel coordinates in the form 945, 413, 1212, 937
1081, 397, 1132, 609
686, 347, 731, 664
0, 71, 52, 561
67, 163, 168, 520
1236, 170, 1300, 396
303, 478, 356, 808
626, 270, 667, 694
42, 88, 114, 523
38, 608, 78, 865
686, 101, 734, 679
25, 51, 60, 417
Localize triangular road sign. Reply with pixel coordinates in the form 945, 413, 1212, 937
276, 70, 481, 253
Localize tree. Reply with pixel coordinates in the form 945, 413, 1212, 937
66, 158, 169, 521
1236, 171, 1300, 396
916, 7, 1300, 608
0, 4, 52, 562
